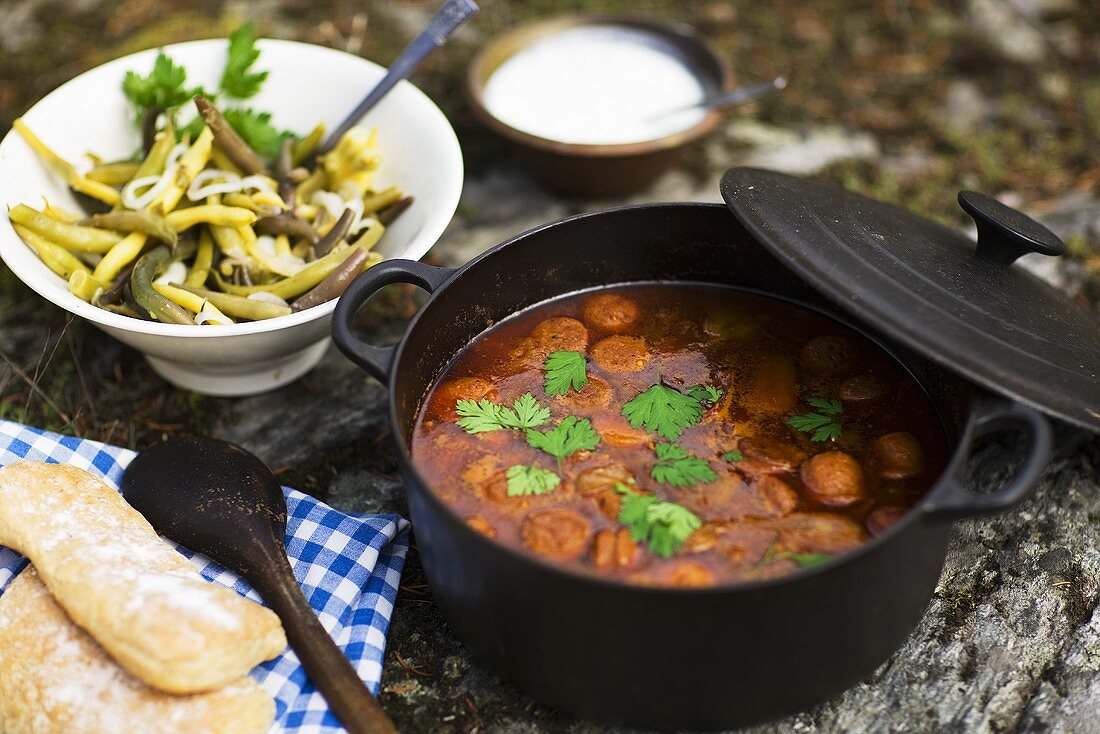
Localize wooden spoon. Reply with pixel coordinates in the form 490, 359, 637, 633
122, 434, 398, 734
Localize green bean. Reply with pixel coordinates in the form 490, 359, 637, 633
97, 264, 134, 306
292, 246, 377, 312
130, 246, 195, 324
276, 137, 295, 207
177, 284, 292, 320
361, 186, 402, 214
87, 160, 141, 185
195, 96, 269, 175
82, 210, 178, 246
12, 224, 90, 280
313, 208, 353, 257
9, 204, 122, 253
213, 243, 361, 299
100, 302, 143, 318
256, 214, 318, 243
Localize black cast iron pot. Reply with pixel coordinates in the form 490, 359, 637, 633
332, 201, 1054, 731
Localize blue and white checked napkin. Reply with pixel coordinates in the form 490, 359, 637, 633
0, 420, 410, 733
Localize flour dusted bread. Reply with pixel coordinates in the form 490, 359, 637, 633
0, 568, 274, 734
0, 461, 286, 694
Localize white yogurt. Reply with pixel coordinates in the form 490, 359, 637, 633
482, 25, 708, 146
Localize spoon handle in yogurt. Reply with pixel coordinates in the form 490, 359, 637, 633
320, 0, 479, 153
653, 76, 787, 119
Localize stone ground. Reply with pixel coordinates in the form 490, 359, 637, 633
1, 1, 1099, 732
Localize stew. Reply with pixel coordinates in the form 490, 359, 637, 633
410, 284, 947, 587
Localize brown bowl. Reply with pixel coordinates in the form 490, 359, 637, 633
467, 15, 734, 198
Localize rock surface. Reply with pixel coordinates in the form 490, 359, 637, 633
0, 1, 1098, 732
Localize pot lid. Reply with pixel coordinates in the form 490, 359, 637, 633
720, 167, 1100, 433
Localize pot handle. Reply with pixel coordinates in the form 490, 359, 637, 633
332, 259, 455, 384
924, 397, 1052, 518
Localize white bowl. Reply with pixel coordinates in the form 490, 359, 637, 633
0, 38, 463, 396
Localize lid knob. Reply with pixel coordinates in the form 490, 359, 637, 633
958, 190, 1065, 267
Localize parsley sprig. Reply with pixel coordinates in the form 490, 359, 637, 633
759, 541, 832, 568
122, 23, 294, 160
543, 351, 588, 396
787, 398, 844, 442
505, 465, 560, 497
616, 484, 702, 558
455, 393, 551, 434
220, 23, 268, 98
651, 442, 717, 487
621, 382, 722, 441
722, 450, 743, 462
526, 416, 601, 465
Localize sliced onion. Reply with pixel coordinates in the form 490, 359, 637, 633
153, 261, 188, 286
255, 235, 278, 257
247, 291, 290, 307
195, 306, 234, 326
187, 168, 242, 201
310, 191, 345, 220
241, 175, 276, 195
121, 174, 169, 210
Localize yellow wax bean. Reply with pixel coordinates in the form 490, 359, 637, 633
275, 234, 291, 256
93, 232, 147, 283
41, 199, 81, 223
12, 225, 90, 279
186, 229, 214, 287
237, 225, 301, 277
214, 244, 361, 299
87, 161, 141, 185
222, 193, 263, 212
165, 205, 256, 231
209, 147, 244, 176
351, 222, 386, 251
68, 270, 105, 302
132, 123, 177, 181
292, 123, 325, 166
151, 127, 213, 212
9, 204, 121, 253
152, 282, 233, 324
361, 186, 402, 214
250, 189, 286, 209
13, 119, 121, 206
295, 168, 326, 203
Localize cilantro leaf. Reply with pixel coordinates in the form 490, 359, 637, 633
455, 398, 509, 433
651, 442, 718, 487
220, 23, 268, 99
788, 397, 844, 442
777, 551, 832, 567
686, 384, 723, 405
122, 51, 201, 112
499, 392, 552, 430
722, 450, 743, 462
621, 383, 704, 441
615, 485, 701, 558
221, 107, 294, 159
525, 416, 601, 461
505, 465, 560, 497
543, 351, 588, 396
456, 393, 550, 434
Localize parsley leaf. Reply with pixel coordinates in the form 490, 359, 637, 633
615, 484, 702, 558
222, 107, 294, 159
787, 397, 844, 442
455, 393, 550, 434
651, 442, 718, 487
220, 23, 268, 99
722, 449, 743, 462
686, 384, 723, 405
506, 465, 560, 497
543, 351, 588, 396
122, 51, 201, 112
621, 383, 703, 441
525, 416, 601, 461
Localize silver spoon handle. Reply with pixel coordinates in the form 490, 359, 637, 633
320, 0, 479, 153
704, 76, 787, 109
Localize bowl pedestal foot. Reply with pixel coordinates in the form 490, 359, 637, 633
144, 339, 330, 396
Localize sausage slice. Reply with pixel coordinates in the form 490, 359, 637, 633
582, 293, 640, 333
520, 508, 591, 560
872, 432, 925, 479
800, 451, 866, 507
532, 317, 589, 352
591, 335, 649, 373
